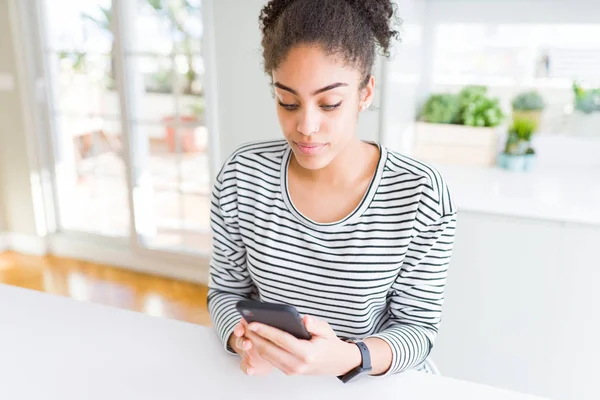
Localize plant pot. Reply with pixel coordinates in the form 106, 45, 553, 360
413, 122, 500, 167
162, 115, 201, 153
498, 153, 525, 171
512, 110, 542, 128
497, 153, 532, 172
523, 154, 536, 171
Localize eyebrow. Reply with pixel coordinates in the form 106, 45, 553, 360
273, 82, 348, 96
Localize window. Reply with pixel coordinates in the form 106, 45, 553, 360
431, 23, 600, 136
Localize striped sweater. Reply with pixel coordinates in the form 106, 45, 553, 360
207, 139, 457, 375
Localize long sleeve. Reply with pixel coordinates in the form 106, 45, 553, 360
368, 211, 457, 374
206, 162, 254, 354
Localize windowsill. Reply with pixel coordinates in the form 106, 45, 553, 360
434, 163, 600, 227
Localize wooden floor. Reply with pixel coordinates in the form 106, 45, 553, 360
0, 251, 211, 326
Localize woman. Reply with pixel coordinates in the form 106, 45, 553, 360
207, 0, 457, 381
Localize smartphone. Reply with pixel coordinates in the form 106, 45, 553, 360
235, 300, 312, 340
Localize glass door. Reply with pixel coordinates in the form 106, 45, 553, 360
38, 0, 216, 257
42, 0, 130, 237
120, 0, 213, 255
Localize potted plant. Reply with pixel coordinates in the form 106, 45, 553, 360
498, 117, 537, 172
419, 93, 460, 124
511, 90, 545, 128
571, 81, 600, 137
414, 85, 505, 166
162, 96, 206, 153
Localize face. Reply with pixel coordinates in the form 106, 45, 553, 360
272, 45, 375, 170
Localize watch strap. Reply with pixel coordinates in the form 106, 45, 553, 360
338, 340, 372, 383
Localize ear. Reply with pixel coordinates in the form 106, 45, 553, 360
359, 75, 375, 111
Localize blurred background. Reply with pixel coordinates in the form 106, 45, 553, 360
0, 1, 598, 400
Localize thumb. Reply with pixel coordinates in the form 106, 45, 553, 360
304, 315, 334, 338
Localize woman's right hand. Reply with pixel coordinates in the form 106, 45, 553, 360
229, 319, 274, 376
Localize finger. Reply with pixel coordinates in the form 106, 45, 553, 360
233, 322, 245, 338
246, 349, 267, 369
251, 366, 273, 377
246, 330, 304, 374
243, 353, 273, 377
240, 357, 254, 376
234, 333, 253, 352
241, 337, 253, 351
304, 315, 335, 338
242, 349, 274, 376
247, 322, 306, 354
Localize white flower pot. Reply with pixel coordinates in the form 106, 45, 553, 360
413, 122, 500, 167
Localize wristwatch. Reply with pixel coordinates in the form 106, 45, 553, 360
338, 339, 372, 383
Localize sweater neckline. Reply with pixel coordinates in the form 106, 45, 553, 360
280, 141, 387, 230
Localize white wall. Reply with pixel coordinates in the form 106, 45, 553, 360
0, 0, 37, 236
427, 0, 600, 24
378, 0, 427, 154
432, 211, 600, 400
212, 0, 279, 162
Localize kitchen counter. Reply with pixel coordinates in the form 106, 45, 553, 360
435, 164, 600, 226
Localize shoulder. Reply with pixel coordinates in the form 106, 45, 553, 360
381, 147, 457, 219
216, 139, 288, 184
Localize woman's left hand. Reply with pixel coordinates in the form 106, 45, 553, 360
244, 315, 361, 377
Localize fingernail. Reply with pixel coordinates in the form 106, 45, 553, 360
248, 324, 258, 332
247, 368, 253, 375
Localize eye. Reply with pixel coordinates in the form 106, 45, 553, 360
278, 101, 298, 111
321, 101, 342, 111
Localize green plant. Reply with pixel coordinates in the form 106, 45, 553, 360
457, 85, 487, 108
419, 94, 460, 124
81, 6, 115, 89
573, 81, 600, 114
510, 117, 537, 141
148, 0, 201, 95
525, 147, 535, 155
419, 85, 504, 127
58, 50, 87, 74
512, 90, 545, 111
457, 86, 504, 127
503, 131, 520, 155
188, 97, 205, 117
82, 1, 201, 94
504, 117, 537, 155
147, 68, 173, 93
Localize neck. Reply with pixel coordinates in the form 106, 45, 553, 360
289, 138, 377, 186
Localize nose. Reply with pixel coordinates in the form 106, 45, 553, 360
296, 107, 320, 136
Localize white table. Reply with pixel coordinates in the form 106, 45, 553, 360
0, 284, 548, 400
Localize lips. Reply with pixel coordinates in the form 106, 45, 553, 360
295, 142, 327, 155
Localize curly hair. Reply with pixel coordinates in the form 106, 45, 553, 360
259, 0, 401, 88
